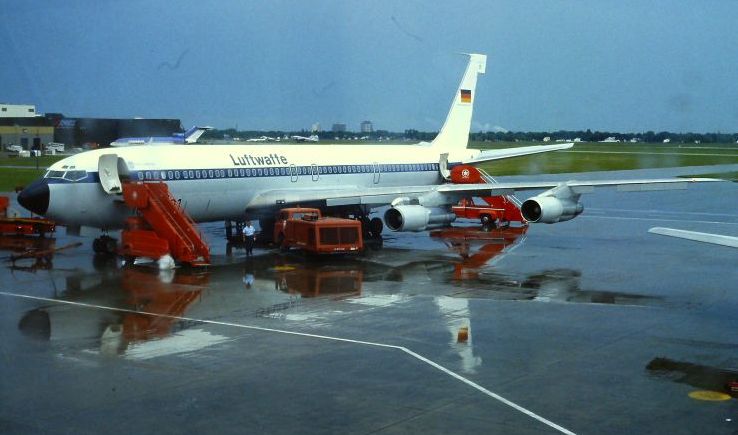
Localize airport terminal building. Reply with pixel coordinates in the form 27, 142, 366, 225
0, 104, 181, 151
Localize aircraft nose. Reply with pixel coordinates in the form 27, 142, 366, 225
17, 178, 50, 215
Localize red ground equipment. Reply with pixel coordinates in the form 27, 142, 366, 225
120, 182, 210, 266
274, 207, 363, 254
449, 165, 526, 226
0, 196, 56, 236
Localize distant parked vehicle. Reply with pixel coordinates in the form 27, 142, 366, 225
46, 142, 65, 152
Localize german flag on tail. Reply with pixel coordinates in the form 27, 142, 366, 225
460, 89, 472, 103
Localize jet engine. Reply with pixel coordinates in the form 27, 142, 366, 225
384, 205, 456, 232
520, 183, 584, 224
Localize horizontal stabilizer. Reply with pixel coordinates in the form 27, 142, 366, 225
648, 227, 738, 248
463, 143, 573, 164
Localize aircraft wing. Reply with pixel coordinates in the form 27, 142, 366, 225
463, 143, 573, 164
648, 227, 738, 248
246, 177, 719, 209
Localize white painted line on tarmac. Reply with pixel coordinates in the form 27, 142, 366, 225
580, 215, 738, 226
587, 208, 738, 219
0, 290, 576, 435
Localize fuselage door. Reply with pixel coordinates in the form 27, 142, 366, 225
311, 164, 319, 182
290, 164, 298, 182
98, 154, 122, 194
372, 162, 381, 184
439, 153, 451, 181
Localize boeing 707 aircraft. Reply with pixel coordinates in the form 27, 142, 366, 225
17, 53, 714, 251
110, 126, 212, 147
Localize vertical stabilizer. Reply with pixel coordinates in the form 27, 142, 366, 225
431, 53, 486, 152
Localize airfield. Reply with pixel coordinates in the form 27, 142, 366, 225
1, 165, 737, 434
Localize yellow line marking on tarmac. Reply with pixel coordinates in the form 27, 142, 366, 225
688, 390, 732, 401
0, 290, 576, 435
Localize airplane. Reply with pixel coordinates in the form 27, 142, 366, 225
246, 136, 278, 143
648, 227, 738, 249
109, 126, 212, 147
291, 134, 319, 142
17, 53, 717, 256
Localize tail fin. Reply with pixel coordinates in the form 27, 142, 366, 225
183, 126, 212, 144
431, 53, 486, 152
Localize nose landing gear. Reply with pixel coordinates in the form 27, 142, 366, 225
92, 235, 117, 255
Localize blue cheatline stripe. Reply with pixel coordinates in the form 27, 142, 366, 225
44, 162, 449, 184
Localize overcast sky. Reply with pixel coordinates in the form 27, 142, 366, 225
1, 1, 736, 133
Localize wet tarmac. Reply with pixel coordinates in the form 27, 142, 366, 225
1, 167, 737, 434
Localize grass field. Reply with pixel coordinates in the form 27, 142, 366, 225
0, 168, 45, 192
0, 155, 65, 168
472, 141, 738, 176
1, 142, 736, 192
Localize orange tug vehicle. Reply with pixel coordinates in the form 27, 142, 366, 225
274, 208, 363, 254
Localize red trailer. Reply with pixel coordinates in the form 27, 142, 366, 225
0, 196, 56, 236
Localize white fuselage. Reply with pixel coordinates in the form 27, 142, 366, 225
43, 143, 476, 229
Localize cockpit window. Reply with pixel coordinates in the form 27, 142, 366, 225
44, 170, 87, 181
46, 170, 65, 179
63, 170, 88, 181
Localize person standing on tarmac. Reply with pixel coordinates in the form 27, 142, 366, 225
242, 220, 256, 256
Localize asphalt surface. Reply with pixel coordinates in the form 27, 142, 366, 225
1, 167, 737, 434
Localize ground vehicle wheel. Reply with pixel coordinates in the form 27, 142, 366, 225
481, 214, 498, 229
369, 217, 383, 238
277, 233, 288, 252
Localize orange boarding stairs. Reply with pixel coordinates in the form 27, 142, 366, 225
121, 182, 210, 266
449, 165, 526, 224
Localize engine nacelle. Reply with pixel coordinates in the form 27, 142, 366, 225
384, 205, 456, 232
520, 196, 583, 224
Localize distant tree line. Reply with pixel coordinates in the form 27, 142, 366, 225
469, 129, 738, 144
203, 128, 738, 144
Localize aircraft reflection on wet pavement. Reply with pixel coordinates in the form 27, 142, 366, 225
17, 227, 660, 365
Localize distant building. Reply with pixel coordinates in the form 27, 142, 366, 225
0, 104, 37, 118
332, 123, 347, 133
311, 122, 321, 133
52, 116, 181, 148
0, 117, 53, 150
360, 120, 373, 133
